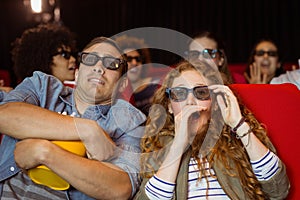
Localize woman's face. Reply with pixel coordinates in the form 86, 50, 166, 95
124, 49, 143, 83
169, 70, 212, 133
253, 41, 280, 79
51, 46, 76, 82
189, 37, 223, 67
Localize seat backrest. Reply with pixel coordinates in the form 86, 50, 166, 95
0, 69, 11, 86
230, 83, 300, 200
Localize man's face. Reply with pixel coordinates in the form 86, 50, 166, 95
125, 49, 143, 83
75, 42, 122, 105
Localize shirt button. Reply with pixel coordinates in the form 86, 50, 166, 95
10, 166, 15, 172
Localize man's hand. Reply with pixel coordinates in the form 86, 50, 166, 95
14, 139, 52, 170
73, 117, 116, 161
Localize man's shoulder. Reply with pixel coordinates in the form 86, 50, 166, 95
109, 99, 146, 130
20, 71, 61, 86
28, 71, 67, 91
113, 99, 146, 119
31, 71, 59, 81
4, 71, 72, 105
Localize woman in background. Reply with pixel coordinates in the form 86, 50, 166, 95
187, 31, 240, 84
244, 39, 285, 84
11, 23, 77, 84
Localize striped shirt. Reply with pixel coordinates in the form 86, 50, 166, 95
145, 150, 279, 199
1, 172, 66, 200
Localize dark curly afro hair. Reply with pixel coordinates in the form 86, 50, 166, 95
11, 23, 77, 81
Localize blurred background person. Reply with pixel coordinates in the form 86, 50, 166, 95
271, 59, 300, 89
0, 79, 13, 102
0, 79, 12, 93
115, 35, 160, 116
187, 31, 243, 84
11, 23, 77, 85
244, 39, 285, 84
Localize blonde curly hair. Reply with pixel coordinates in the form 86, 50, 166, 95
141, 60, 272, 199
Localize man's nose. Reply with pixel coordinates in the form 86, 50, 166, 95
130, 59, 138, 66
69, 55, 77, 63
93, 64, 105, 75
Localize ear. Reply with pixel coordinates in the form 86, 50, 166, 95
168, 103, 173, 114
75, 68, 79, 83
276, 62, 281, 69
118, 77, 129, 92
218, 56, 225, 67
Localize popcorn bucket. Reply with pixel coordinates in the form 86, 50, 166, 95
28, 141, 86, 190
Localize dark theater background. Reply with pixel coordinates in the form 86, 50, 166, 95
0, 0, 300, 86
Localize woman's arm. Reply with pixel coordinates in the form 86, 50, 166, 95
210, 85, 290, 198
143, 105, 209, 200
209, 85, 269, 160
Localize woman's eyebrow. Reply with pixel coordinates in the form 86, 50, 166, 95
89, 52, 117, 57
172, 83, 206, 87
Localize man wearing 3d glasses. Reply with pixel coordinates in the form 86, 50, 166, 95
0, 37, 146, 199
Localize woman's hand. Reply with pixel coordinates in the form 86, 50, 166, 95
209, 85, 243, 129
173, 105, 207, 152
244, 63, 268, 84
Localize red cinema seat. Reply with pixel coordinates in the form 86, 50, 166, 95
230, 83, 300, 200
0, 69, 11, 86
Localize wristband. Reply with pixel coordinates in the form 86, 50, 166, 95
236, 128, 252, 148
236, 128, 251, 139
231, 117, 245, 133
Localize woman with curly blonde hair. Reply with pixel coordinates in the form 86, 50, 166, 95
134, 60, 289, 199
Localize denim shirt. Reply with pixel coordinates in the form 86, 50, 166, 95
0, 71, 146, 199
0, 90, 7, 102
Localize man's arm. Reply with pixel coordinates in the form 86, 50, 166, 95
0, 102, 116, 160
0, 102, 89, 140
14, 139, 132, 199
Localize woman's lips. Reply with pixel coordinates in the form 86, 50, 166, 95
128, 68, 139, 74
261, 59, 270, 68
68, 66, 76, 70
